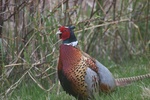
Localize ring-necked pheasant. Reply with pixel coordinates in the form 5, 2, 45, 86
56, 26, 150, 100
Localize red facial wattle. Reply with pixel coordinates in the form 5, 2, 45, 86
59, 26, 70, 40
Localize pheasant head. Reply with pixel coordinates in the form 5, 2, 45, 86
56, 26, 78, 46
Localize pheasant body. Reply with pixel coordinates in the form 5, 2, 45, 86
56, 26, 150, 100
58, 44, 116, 99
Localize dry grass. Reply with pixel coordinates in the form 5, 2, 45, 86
141, 86, 150, 99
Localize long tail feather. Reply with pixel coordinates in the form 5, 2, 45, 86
115, 73, 150, 86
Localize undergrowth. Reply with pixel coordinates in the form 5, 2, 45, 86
7, 57, 150, 100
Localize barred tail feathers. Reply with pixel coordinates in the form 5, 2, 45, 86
115, 73, 150, 86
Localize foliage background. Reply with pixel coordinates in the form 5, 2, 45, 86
0, 0, 150, 99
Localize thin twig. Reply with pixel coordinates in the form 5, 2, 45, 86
75, 19, 130, 33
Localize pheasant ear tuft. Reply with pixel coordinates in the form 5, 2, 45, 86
69, 26, 75, 30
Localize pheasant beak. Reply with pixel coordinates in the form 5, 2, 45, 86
56, 30, 62, 39
56, 30, 62, 35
